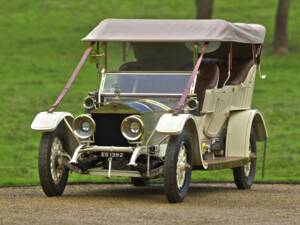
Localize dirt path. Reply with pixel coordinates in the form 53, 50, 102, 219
0, 183, 299, 225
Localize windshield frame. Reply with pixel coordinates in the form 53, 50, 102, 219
99, 72, 191, 96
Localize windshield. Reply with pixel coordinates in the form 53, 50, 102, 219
102, 73, 190, 94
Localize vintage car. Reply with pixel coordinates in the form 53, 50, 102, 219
31, 19, 268, 203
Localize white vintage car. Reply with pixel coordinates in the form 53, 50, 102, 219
32, 19, 268, 203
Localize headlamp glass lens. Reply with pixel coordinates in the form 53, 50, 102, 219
130, 121, 140, 134
81, 121, 91, 132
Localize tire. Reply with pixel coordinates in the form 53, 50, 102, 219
131, 177, 149, 187
233, 131, 256, 189
164, 131, 192, 203
38, 125, 69, 196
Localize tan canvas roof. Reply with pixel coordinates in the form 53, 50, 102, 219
82, 19, 266, 44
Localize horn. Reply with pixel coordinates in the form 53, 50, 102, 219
83, 96, 96, 110
185, 98, 199, 111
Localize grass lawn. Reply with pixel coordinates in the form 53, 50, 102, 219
0, 0, 299, 185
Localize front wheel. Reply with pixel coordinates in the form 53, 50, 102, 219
164, 131, 192, 203
233, 131, 256, 189
38, 125, 69, 196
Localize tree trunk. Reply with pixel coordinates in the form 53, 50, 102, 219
274, 0, 291, 54
195, 0, 214, 19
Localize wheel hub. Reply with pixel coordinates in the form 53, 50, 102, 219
176, 144, 188, 189
244, 145, 253, 177
50, 137, 65, 184
244, 161, 251, 177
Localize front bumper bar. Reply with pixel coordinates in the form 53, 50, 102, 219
69, 145, 147, 166
68, 144, 158, 178
82, 145, 134, 153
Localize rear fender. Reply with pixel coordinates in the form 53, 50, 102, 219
226, 110, 268, 157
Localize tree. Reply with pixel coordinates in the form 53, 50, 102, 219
273, 0, 291, 54
195, 0, 214, 19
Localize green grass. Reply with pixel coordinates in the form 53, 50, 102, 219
0, 0, 299, 185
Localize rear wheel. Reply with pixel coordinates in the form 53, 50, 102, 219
38, 125, 69, 196
233, 131, 256, 189
164, 131, 192, 203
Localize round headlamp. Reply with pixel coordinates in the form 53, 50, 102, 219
73, 114, 96, 139
121, 115, 144, 141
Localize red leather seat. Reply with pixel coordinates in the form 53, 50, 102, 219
227, 60, 255, 85
195, 64, 220, 111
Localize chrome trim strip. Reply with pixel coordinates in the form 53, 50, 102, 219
98, 69, 106, 103
139, 99, 171, 111
134, 102, 153, 111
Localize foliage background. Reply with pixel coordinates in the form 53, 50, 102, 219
0, 0, 299, 185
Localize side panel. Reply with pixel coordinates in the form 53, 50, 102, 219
230, 65, 257, 110
31, 112, 74, 132
201, 65, 257, 138
226, 110, 267, 157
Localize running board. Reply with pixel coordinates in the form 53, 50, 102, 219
88, 169, 141, 178
206, 157, 249, 170
87, 165, 164, 178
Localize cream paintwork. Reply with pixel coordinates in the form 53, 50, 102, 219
156, 65, 258, 139
202, 65, 257, 138
31, 112, 74, 132
156, 113, 208, 169
32, 61, 266, 177
156, 113, 194, 134
154, 64, 267, 168
226, 110, 268, 157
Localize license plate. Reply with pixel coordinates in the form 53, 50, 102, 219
100, 152, 124, 158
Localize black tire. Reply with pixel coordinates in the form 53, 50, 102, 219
131, 177, 149, 187
164, 131, 192, 203
38, 125, 69, 196
233, 131, 256, 189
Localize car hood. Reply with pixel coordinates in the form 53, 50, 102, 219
123, 99, 172, 113
96, 98, 173, 114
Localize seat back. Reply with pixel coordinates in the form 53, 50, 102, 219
227, 60, 255, 85
195, 64, 220, 111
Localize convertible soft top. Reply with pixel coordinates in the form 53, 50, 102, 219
82, 19, 266, 44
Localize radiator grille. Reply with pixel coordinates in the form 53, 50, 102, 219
92, 113, 131, 146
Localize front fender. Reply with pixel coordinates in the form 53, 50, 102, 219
156, 113, 194, 134
155, 113, 206, 168
31, 112, 74, 132
226, 110, 268, 157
